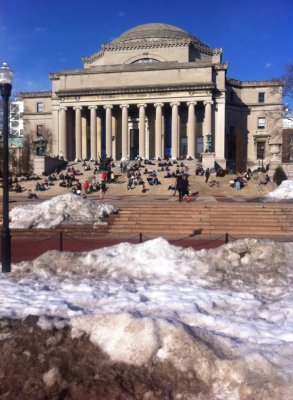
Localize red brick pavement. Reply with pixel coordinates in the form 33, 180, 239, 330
7, 236, 226, 264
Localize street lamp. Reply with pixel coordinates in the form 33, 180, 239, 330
0, 62, 14, 273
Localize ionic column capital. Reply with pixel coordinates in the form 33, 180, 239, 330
119, 104, 129, 109
187, 101, 197, 107
88, 105, 97, 110
154, 102, 164, 108
137, 103, 147, 108
170, 102, 180, 107
73, 105, 82, 111
60, 106, 67, 111
204, 100, 214, 106
104, 105, 113, 110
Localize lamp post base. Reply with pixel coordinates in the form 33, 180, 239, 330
2, 228, 11, 273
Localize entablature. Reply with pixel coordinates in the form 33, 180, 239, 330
50, 60, 219, 78
55, 83, 216, 99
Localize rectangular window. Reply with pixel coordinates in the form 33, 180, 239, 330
257, 117, 265, 129
37, 125, 44, 136
37, 102, 44, 112
258, 92, 265, 103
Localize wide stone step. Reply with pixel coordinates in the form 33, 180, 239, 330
114, 215, 292, 223
3, 201, 292, 240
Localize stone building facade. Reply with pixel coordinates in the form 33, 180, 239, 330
21, 23, 284, 169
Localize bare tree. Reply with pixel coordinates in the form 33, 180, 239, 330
283, 64, 293, 105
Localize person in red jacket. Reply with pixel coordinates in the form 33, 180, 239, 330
83, 181, 89, 194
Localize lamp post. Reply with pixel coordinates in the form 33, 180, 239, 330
0, 62, 14, 273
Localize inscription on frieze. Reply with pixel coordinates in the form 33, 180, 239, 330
93, 91, 192, 101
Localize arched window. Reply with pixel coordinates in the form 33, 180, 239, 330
131, 58, 160, 64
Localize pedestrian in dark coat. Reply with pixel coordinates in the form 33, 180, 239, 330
205, 168, 210, 183
177, 175, 189, 202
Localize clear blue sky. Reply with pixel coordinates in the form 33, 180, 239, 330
1, 0, 292, 100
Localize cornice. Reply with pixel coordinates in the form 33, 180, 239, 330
50, 60, 219, 78
56, 83, 215, 98
23, 112, 52, 116
82, 39, 222, 64
20, 91, 52, 98
226, 77, 284, 88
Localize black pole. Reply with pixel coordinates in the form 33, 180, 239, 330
1, 83, 12, 273
224, 233, 229, 244
139, 232, 142, 243
59, 231, 63, 252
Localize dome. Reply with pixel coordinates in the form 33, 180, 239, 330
110, 23, 206, 46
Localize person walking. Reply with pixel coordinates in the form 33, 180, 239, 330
205, 168, 210, 183
177, 174, 189, 202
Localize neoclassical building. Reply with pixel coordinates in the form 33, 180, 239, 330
21, 23, 283, 169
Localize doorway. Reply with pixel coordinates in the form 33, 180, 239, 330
130, 128, 139, 159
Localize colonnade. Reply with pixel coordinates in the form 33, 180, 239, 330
54, 99, 221, 161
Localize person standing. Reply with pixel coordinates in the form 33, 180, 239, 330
205, 168, 210, 183
100, 180, 107, 198
177, 174, 189, 202
83, 180, 89, 194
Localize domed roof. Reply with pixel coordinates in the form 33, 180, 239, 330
111, 23, 206, 46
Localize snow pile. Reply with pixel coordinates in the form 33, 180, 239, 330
1, 237, 293, 398
267, 179, 293, 200
9, 193, 118, 228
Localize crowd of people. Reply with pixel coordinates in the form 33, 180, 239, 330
1, 156, 270, 203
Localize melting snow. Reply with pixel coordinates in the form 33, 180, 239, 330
267, 179, 293, 200
9, 193, 118, 228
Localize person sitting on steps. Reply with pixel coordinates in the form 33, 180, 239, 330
28, 189, 38, 199
260, 174, 270, 185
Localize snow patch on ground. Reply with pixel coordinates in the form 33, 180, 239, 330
9, 193, 118, 228
267, 179, 293, 200
1, 237, 293, 398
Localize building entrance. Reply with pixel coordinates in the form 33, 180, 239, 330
130, 128, 139, 159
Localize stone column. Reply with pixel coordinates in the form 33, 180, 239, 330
138, 103, 146, 158
187, 101, 197, 158
81, 113, 87, 160
59, 106, 67, 159
96, 113, 102, 159
215, 98, 226, 165
155, 103, 163, 159
204, 100, 213, 152
74, 106, 82, 161
104, 105, 113, 158
52, 105, 59, 156
89, 106, 97, 160
112, 115, 117, 161
171, 102, 180, 159
120, 104, 129, 158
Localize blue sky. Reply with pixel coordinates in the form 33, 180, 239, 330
1, 0, 292, 101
